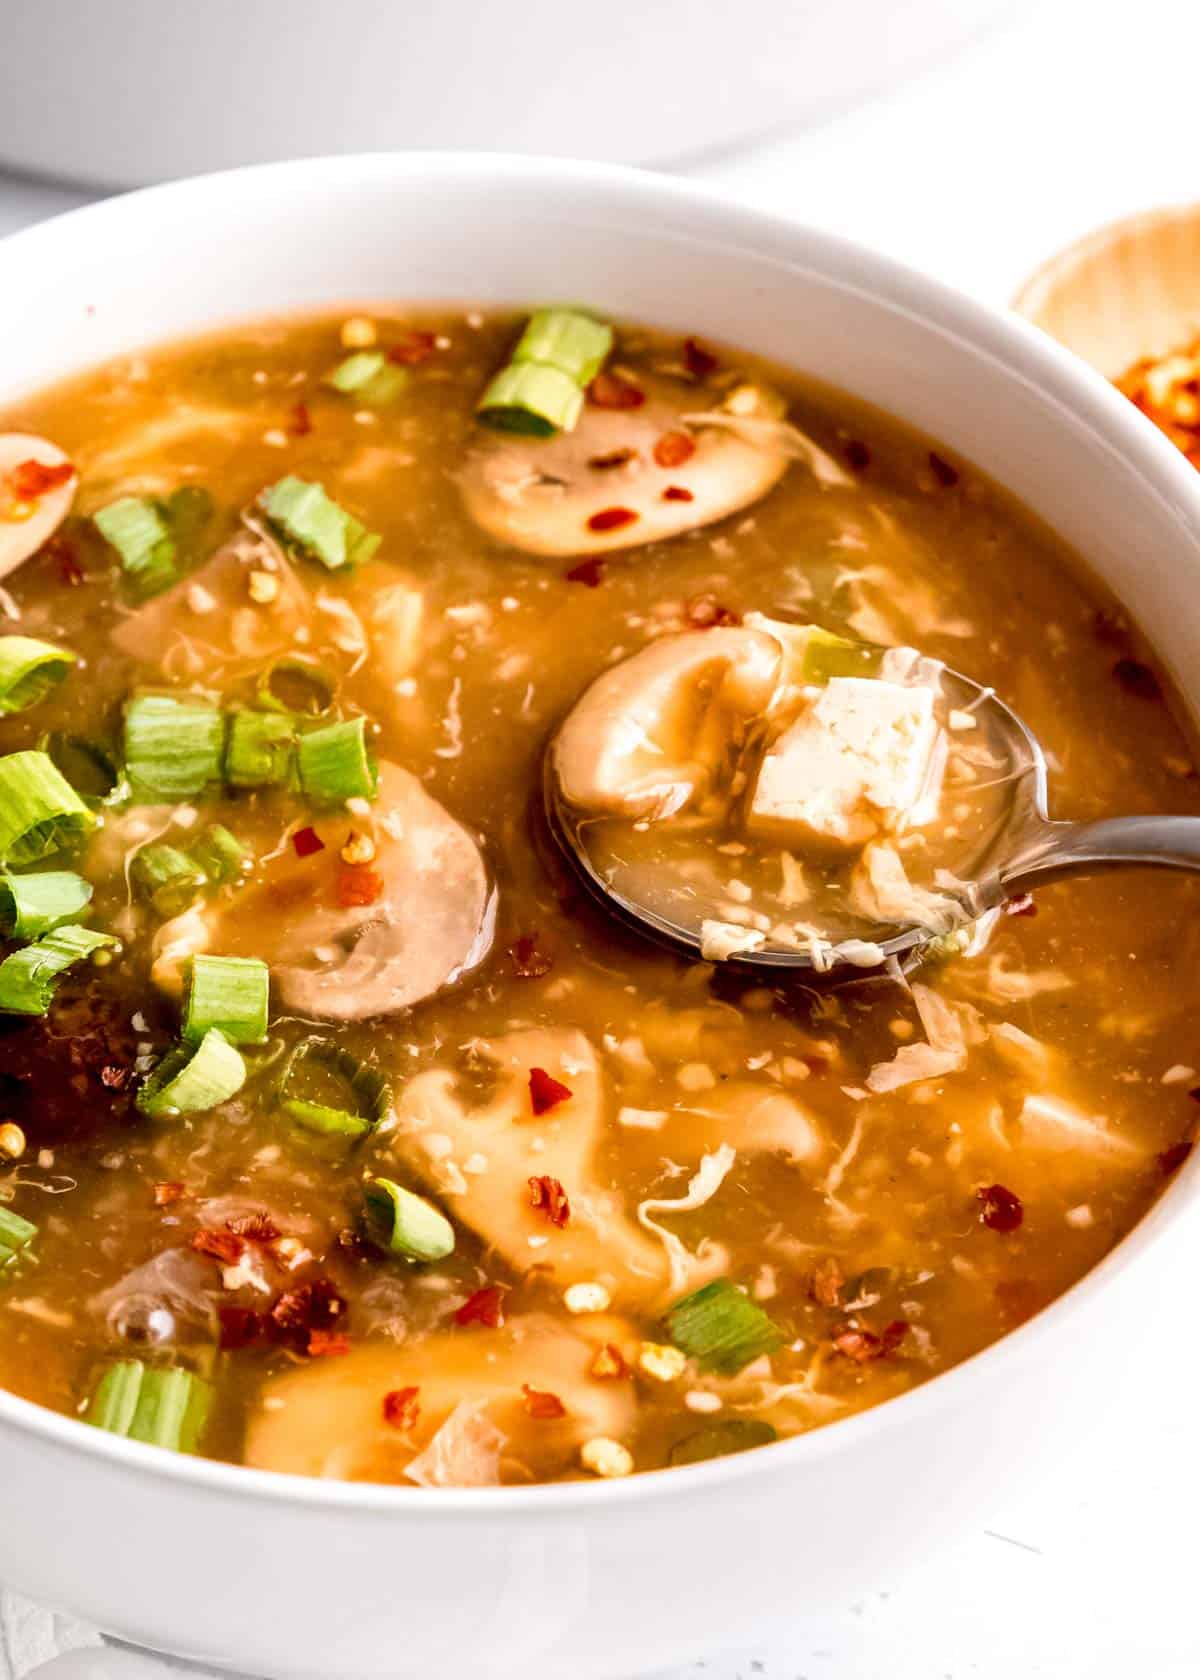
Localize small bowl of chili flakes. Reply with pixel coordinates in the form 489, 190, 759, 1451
1014, 203, 1200, 462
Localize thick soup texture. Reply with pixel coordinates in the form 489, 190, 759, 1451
0, 308, 1195, 1487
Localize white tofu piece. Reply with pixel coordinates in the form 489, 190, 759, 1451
747, 677, 939, 852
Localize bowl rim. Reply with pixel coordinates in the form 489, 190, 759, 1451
3, 147, 1199, 1519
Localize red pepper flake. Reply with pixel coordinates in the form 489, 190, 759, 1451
977, 1182, 1024, 1233
227, 1211, 281, 1243
292, 825, 325, 858
522, 1383, 568, 1420
662, 486, 694, 503
307, 1329, 350, 1357
564, 556, 607, 587
508, 933, 553, 978
653, 431, 696, 469
586, 507, 638, 534
927, 451, 959, 487
529, 1066, 572, 1115
878, 1318, 910, 1355
270, 1277, 346, 1345
1004, 893, 1037, 917
99, 1063, 131, 1090
682, 337, 718, 380
1112, 657, 1161, 700
455, 1284, 507, 1329
1158, 1140, 1193, 1174
587, 370, 645, 410
589, 1342, 628, 1379
832, 1319, 908, 1363
192, 1228, 246, 1265
218, 1306, 265, 1350
808, 1255, 844, 1309
1189, 1087, 1200, 1104
587, 448, 636, 470
844, 439, 871, 471
383, 1386, 421, 1429
528, 1174, 571, 1228
336, 861, 385, 908
288, 401, 313, 437
686, 593, 740, 628
153, 1181, 188, 1207
9, 458, 74, 500
45, 533, 86, 587
387, 330, 437, 366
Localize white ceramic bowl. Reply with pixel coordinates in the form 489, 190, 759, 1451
2, 154, 1200, 1680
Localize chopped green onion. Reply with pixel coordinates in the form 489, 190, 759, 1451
189, 824, 249, 885
136, 1028, 246, 1119
0, 750, 95, 866
123, 694, 226, 803
0, 870, 93, 938
130, 843, 206, 918
277, 1036, 390, 1138
0, 1206, 37, 1271
801, 628, 882, 684
665, 1279, 783, 1375
42, 733, 123, 804
325, 352, 409, 407
511, 309, 614, 385
0, 636, 76, 716
0, 924, 117, 1016
85, 1360, 211, 1453
225, 709, 296, 788
477, 309, 613, 436
296, 716, 376, 803
258, 477, 381, 572
183, 955, 268, 1046
363, 1177, 454, 1262
256, 656, 336, 718
667, 1419, 778, 1466
94, 497, 178, 598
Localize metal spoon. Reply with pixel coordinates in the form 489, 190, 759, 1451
544, 664, 1200, 975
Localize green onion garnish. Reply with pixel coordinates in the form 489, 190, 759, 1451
131, 843, 206, 918
188, 824, 249, 885
258, 477, 381, 572
477, 308, 613, 437
85, 1360, 211, 1453
0, 636, 77, 716
800, 628, 883, 684
0, 924, 117, 1016
42, 733, 123, 805
325, 352, 409, 408
665, 1279, 783, 1375
0, 1206, 37, 1271
296, 716, 376, 804
94, 497, 178, 598
256, 655, 336, 718
225, 709, 296, 789
276, 1036, 390, 1138
363, 1177, 454, 1262
183, 955, 268, 1046
0, 870, 93, 939
667, 1418, 778, 1466
123, 693, 226, 803
136, 1028, 246, 1119
0, 750, 95, 866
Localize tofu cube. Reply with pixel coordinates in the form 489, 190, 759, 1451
747, 678, 939, 853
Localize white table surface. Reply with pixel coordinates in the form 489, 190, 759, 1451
3, 0, 1200, 1673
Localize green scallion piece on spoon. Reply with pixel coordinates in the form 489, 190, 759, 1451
0, 870, 93, 939
258, 477, 381, 571
0, 750, 95, 866
122, 693, 226, 803
0, 636, 77, 716
363, 1177, 455, 1262
225, 709, 297, 788
0, 1206, 37, 1271
665, 1279, 783, 1375
183, 954, 269, 1046
296, 716, 376, 804
0, 924, 117, 1016
136, 1028, 246, 1119
85, 1360, 211, 1453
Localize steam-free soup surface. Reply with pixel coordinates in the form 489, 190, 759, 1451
0, 309, 1195, 1486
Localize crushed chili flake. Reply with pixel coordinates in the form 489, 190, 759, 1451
1112, 658, 1161, 700
564, 557, 607, 588
307, 1329, 350, 1357
529, 1066, 572, 1115
1158, 1140, 1193, 1174
9, 458, 74, 500
48, 534, 86, 587
662, 486, 694, 502
843, 439, 871, 471
288, 401, 313, 437
522, 1383, 568, 1420
455, 1284, 507, 1329
832, 1318, 908, 1363
153, 1181, 187, 1207
653, 431, 696, 469
686, 593, 740, 628
191, 1229, 245, 1265
927, 451, 959, 487
589, 1342, 628, 1379
587, 370, 644, 410
977, 1182, 1024, 1233
508, 933, 553, 978
387, 330, 437, 365
879, 1318, 909, 1355
682, 337, 718, 380
271, 1277, 346, 1344
587, 507, 638, 534
218, 1306, 265, 1350
1004, 893, 1037, 918
588, 448, 636, 470
227, 1211, 281, 1243
99, 1063, 131, 1090
383, 1386, 421, 1429
808, 1255, 844, 1309
1189, 1087, 1200, 1104
528, 1174, 571, 1228
336, 862, 385, 908
292, 825, 325, 858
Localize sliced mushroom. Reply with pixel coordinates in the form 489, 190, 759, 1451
387, 1028, 668, 1303
673, 1081, 825, 1165
460, 372, 792, 557
244, 1313, 637, 1483
552, 627, 781, 821
0, 434, 77, 580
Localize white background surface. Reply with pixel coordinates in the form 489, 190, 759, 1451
2, 0, 1199, 1674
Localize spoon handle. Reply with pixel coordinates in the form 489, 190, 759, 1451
999, 814, 1200, 895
